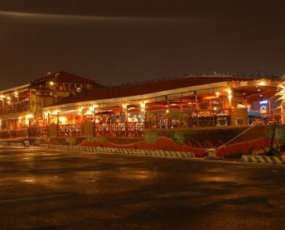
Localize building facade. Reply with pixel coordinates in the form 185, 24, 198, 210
41, 74, 282, 138
0, 71, 102, 140
0, 71, 284, 158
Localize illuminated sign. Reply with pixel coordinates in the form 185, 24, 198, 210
259, 100, 268, 105
260, 106, 267, 114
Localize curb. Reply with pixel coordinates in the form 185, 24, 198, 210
38, 144, 196, 159
0, 142, 24, 147
241, 155, 285, 164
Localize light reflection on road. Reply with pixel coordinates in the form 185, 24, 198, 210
22, 178, 36, 183
1, 147, 285, 230
200, 176, 235, 182
123, 169, 154, 180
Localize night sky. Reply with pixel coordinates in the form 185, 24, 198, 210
0, 0, 285, 90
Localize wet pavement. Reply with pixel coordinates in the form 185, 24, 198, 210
1, 146, 285, 230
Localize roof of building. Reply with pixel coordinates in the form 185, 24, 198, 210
52, 74, 276, 107
30, 71, 100, 86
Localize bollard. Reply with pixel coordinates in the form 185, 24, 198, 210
23, 140, 30, 147
205, 148, 217, 158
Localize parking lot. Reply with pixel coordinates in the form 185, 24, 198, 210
1, 146, 285, 230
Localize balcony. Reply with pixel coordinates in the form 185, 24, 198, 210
0, 101, 30, 115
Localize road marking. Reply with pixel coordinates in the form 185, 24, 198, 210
241, 155, 285, 164
39, 144, 196, 159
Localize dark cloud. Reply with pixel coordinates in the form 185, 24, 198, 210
0, 0, 285, 90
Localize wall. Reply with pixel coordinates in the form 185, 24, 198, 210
33, 123, 285, 158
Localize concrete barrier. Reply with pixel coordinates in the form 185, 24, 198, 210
38, 144, 196, 159
0, 142, 23, 147
241, 155, 285, 164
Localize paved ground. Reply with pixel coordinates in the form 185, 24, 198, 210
1, 146, 285, 230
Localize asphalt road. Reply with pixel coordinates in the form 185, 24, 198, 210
0, 146, 285, 230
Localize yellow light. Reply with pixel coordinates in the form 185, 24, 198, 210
59, 116, 67, 124
258, 80, 265, 86
89, 105, 98, 111
85, 110, 93, 115
278, 84, 285, 89
25, 114, 33, 119
141, 101, 145, 111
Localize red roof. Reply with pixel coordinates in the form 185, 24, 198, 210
31, 71, 99, 85
52, 75, 260, 106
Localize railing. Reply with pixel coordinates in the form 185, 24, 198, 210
58, 124, 82, 137
0, 101, 30, 115
28, 126, 48, 137
145, 115, 230, 129
94, 122, 144, 137
0, 113, 276, 141
265, 114, 281, 124
0, 129, 29, 141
